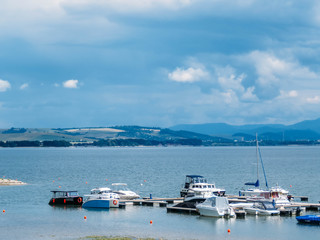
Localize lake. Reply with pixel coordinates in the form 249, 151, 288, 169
0, 146, 319, 239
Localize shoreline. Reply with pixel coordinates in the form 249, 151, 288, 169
0, 178, 26, 185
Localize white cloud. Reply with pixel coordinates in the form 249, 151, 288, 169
20, 83, 29, 90
0, 79, 11, 92
63, 79, 79, 88
248, 51, 318, 86
215, 66, 245, 92
168, 67, 209, 83
279, 90, 299, 98
221, 90, 238, 104
241, 86, 258, 101
238, 50, 320, 99
288, 90, 298, 97
306, 96, 320, 104
212, 65, 258, 102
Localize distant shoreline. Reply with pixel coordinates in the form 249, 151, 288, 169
1, 139, 320, 148
0, 178, 26, 185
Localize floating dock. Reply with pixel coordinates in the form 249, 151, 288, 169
122, 197, 183, 207
121, 195, 319, 218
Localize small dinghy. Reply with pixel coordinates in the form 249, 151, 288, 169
296, 215, 320, 225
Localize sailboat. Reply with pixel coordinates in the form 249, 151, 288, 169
239, 134, 291, 207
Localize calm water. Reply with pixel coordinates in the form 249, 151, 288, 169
0, 146, 319, 239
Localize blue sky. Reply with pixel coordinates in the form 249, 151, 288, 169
1, 0, 320, 128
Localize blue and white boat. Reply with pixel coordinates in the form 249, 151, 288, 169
82, 187, 120, 209
296, 215, 320, 224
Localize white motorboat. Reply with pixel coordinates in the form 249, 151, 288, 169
180, 175, 225, 197
196, 196, 236, 218
112, 183, 140, 200
82, 187, 120, 208
244, 201, 280, 216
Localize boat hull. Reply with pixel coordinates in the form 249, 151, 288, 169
197, 206, 235, 218
82, 199, 119, 208
49, 197, 83, 206
244, 207, 279, 216
296, 215, 320, 224
181, 190, 225, 198
115, 192, 140, 200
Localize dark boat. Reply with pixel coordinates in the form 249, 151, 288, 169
48, 190, 83, 206
296, 215, 320, 225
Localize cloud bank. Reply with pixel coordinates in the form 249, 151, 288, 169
1, 0, 320, 127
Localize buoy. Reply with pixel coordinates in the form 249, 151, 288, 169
53, 180, 55, 183
85, 182, 87, 184
106, 179, 108, 181
84, 216, 87, 220
144, 180, 147, 182
64, 199, 66, 204
290, 185, 292, 188
59, 186, 61, 188
2, 210, 5, 213
150, 220, 153, 224
227, 229, 231, 233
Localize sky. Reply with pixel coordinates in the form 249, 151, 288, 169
1, 0, 320, 128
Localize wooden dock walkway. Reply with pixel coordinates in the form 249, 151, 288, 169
167, 206, 198, 214
121, 197, 183, 207
120, 195, 319, 217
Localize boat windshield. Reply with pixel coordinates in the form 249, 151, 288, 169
193, 177, 207, 184
263, 202, 276, 210
68, 192, 79, 197
112, 185, 130, 191
91, 188, 112, 194
210, 198, 216, 207
52, 191, 78, 198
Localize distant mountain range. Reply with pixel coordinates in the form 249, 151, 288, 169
170, 118, 320, 141
1, 118, 320, 147
0, 126, 231, 147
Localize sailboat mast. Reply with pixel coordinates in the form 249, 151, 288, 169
256, 133, 269, 190
256, 133, 259, 181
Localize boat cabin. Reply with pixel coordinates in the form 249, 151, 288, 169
48, 190, 83, 206
184, 175, 209, 188
90, 187, 112, 195
252, 202, 277, 211
51, 190, 79, 198
181, 175, 225, 197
